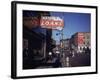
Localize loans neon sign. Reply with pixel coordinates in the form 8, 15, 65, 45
40, 16, 64, 30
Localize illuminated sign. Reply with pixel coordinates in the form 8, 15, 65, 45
23, 17, 39, 29
23, 16, 64, 30
40, 16, 64, 30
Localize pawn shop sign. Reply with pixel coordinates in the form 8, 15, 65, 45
40, 16, 64, 30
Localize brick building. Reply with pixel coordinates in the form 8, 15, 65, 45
70, 32, 90, 53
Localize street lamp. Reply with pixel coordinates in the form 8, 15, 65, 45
56, 29, 66, 67
48, 52, 52, 56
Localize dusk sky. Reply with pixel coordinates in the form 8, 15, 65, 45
51, 12, 91, 42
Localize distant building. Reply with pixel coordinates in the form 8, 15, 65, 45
53, 43, 60, 53
70, 32, 91, 53
60, 39, 70, 50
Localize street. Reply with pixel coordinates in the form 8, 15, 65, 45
35, 52, 91, 69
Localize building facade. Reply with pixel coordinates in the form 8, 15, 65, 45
23, 11, 55, 69
70, 32, 91, 53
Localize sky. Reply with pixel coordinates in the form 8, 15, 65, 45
51, 12, 91, 42
23, 10, 91, 44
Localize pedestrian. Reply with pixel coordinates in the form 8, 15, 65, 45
52, 55, 62, 68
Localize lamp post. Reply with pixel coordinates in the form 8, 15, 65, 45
56, 29, 66, 67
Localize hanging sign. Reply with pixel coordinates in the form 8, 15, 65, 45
40, 16, 64, 30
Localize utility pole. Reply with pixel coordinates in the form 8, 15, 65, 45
60, 29, 66, 67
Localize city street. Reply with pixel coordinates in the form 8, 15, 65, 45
65, 53, 91, 67
23, 10, 91, 69
35, 52, 91, 69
